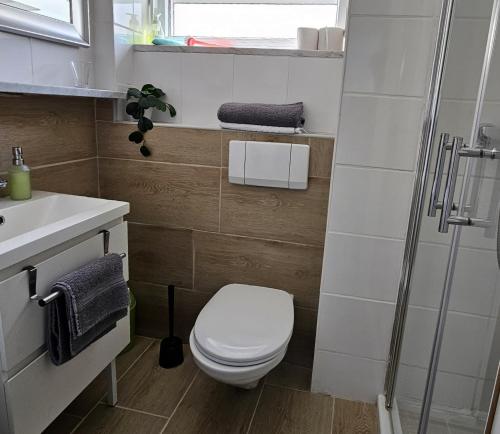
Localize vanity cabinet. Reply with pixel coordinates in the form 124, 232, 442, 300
0, 220, 130, 434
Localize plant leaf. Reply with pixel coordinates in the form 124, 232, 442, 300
127, 88, 142, 99
151, 88, 165, 98
126, 101, 139, 116
138, 116, 154, 132
140, 144, 151, 157
141, 83, 155, 93
166, 103, 176, 117
129, 130, 144, 143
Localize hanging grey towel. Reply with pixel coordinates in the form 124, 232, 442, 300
47, 253, 129, 365
217, 102, 305, 128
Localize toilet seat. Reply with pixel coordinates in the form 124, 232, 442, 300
193, 284, 294, 367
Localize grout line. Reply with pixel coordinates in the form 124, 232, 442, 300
99, 156, 221, 170
29, 157, 98, 171
117, 339, 155, 382
69, 400, 102, 433
245, 383, 265, 434
160, 370, 200, 433
330, 398, 336, 434
263, 382, 312, 394
114, 404, 169, 419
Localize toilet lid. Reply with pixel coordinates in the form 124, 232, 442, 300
194, 284, 294, 366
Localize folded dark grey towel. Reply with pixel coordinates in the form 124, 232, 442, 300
217, 102, 305, 128
47, 254, 129, 365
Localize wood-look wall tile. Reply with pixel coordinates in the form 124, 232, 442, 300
266, 362, 312, 392
221, 130, 334, 178
0, 95, 96, 171
95, 99, 114, 121
221, 169, 329, 245
99, 158, 220, 231
193, 231, 322, 310
97, 122, 221, 167
163, 372, 262, 434
128, 223, 193, 289
285, 307, 318, 368
248, 385, 333, 434
130, 280, 210, 341
31, 159, 98, 197
309, 136, 334, 178
221, 130, 307, 167
332, 399, 379, 434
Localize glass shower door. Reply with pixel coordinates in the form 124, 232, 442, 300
387, 0, 500, 432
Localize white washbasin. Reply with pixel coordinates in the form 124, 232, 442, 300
0, 191, 129, 269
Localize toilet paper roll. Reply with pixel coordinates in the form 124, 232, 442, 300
318, 27, 344, 51
297, 27, 319, 50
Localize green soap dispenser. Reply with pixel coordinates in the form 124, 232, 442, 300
9, 146, 31, 200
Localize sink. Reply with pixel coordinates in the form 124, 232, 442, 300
0, 191, 129, 269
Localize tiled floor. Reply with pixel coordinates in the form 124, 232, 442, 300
44, 336, 379, 434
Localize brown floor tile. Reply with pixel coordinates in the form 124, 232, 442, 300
220, 170, 329, 245
65, 336, 154, 417
248, 385, 333, 434
163, 372, 262, 434
99, 158, 220, 231
131, 281, 211, 341
117, 342, 198, 417
74, 404, 166, 434
32, 159, 99, 197
43, 413, 82, 434
128, 223, 193, 289
332, 399, 379, 434
265, 362, 312, 391
193, 231, 323, 310
97, 122, 221, 167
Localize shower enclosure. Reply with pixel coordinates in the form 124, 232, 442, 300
383, 0, 500, 433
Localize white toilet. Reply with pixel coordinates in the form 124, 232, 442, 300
189, 283, 294, 389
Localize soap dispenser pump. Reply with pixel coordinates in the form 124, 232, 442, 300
9, 146, 31, 200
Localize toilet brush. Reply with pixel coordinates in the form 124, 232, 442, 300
159, 285, 184, 368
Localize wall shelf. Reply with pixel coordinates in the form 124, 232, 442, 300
0, 82, 125, 99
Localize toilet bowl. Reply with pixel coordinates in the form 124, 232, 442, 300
189, 283, 294, 389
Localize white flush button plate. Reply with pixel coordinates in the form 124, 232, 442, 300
245, 141, 291, 188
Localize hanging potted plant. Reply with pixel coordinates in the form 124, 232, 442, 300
126, 84, 176, 156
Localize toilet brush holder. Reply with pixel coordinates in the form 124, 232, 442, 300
159, 284, 184, 368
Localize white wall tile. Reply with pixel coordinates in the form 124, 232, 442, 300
350, 0, 439, 17
322, 232, 403, 302
316, 294, 395, 360
233, 55, 288, 104
455, 0, 494, 18
344, 17, 435, 97
286, 57, 343, 134
401, 307, 491, 377
181, 53, 234, 127
336, 94, 423, 170
31, 39, 79, 86
114, 25, 135, 87
442, 18, 490, 100
312, 350, 386, 402
329, 165, 414, 239
93, 19, 116, 90
410, 243, 499, 316
0, 32, 32, 84
134, 52, 182, 123
397, 364, 477, 410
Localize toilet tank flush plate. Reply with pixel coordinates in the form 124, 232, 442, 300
228, 140, 310, 190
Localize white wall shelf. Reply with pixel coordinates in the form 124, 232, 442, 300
0, 82, 125, 99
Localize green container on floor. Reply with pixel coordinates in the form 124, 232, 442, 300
122, 288, 136, 353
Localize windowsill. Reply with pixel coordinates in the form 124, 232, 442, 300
134, 44, 344, 58
0, 82, 125, 99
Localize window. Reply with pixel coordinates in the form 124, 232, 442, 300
163, 0, 338, 48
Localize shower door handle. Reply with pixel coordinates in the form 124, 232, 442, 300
428, 133, 451, 217
438, 136, 462, 233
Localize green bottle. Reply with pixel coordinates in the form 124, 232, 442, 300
9, 147, 31, 200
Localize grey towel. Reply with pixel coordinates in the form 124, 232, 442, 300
47, 254, 129, 365
217, 102, 305, 128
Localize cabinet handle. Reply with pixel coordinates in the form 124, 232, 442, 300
439, 136, 462, 233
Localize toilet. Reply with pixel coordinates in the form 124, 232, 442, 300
189, 283, 294, 389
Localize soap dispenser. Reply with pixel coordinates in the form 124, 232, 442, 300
9, 146, 31, 200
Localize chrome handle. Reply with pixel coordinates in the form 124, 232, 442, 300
439, 136, 462, 233
428, 133, 450, 217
